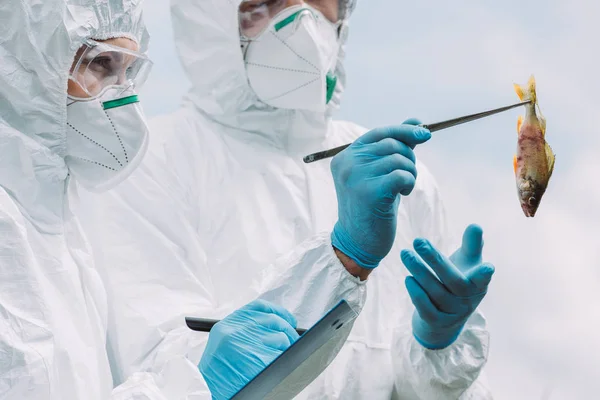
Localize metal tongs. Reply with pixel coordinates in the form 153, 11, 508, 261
303, 99, 532, 163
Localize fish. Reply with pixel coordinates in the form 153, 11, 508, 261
512, 75, 555, 217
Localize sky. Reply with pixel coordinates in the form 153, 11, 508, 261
140, 1, 600, 398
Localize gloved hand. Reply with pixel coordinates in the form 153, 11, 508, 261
401, 224, 495, 349
198, 299, 300, 400
331, 119, 432, 269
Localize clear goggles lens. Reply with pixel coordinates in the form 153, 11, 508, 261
69, 39, 153, 98
238, 0, 344, 39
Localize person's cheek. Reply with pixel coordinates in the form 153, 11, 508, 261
117, 72, 127, 86
271, 0, 302, 17
323, 2, 339, 22
83, 72, 104, 97
67, 79, 88, 98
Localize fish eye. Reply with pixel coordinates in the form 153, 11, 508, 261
528, 197, 537, 205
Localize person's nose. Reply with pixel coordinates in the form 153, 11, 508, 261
116, 72, 128, 86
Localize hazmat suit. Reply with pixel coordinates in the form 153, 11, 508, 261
80, 0, 493, 398
0, 0, 179, 398
0, 0, 365, 399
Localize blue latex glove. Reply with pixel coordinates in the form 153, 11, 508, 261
198, 300, 300, 400
401, 224, 495, 349
331, 120, 432, 269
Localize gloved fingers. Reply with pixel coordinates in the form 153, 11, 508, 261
401, 118, 423, 126
465, 262, 495, 291
413, 238, 472, 297
367, 138, 416, 162
406, 278, 472, 337
380, 169, 417, 197
241, 299, 298, 329
460, 224, 484, 261
253, 312, 300, 344
402, 250, 476, 315
401, 249, 455, 311
368, 153, 417, 178
260, 330, 296, 351
358, 125, 431, 148
405, 276, 444, 322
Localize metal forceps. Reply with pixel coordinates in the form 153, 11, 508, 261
303, 99, 532, 163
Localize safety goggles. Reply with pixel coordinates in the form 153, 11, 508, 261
69, 39, 153, 99
238, 0, 349, 39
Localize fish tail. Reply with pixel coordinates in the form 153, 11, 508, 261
513, 74, 537, 104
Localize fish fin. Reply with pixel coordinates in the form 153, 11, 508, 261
527, 75, 537, 104
527, 75, 536, 96
528, 75, 545, 134
513, 83, 526, 101
514, 74, 537, 104
539, 114, 547, 136
545, 142, 555, 176
513, 154, 518, 175
517, 115, 523, 134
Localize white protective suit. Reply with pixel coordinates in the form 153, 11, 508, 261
80, 0, 493, 399
1, 1, 368, 399
0, 1, 176, 398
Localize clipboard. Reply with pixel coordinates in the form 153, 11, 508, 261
231, 299, 357, 399
187, 300, 358, 400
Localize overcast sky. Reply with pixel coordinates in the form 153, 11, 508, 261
139, 1, 600, 398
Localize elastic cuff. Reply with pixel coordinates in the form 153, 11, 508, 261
330, 226, 380, 269
326, 245, 369, 284
413, 327, 464, 350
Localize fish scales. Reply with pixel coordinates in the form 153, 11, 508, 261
512, 75, 555, 217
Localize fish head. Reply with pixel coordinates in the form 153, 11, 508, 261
517, 178, 547, 217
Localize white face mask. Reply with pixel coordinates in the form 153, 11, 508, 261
243, 6, 341, 112
65, 86, 149, 192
